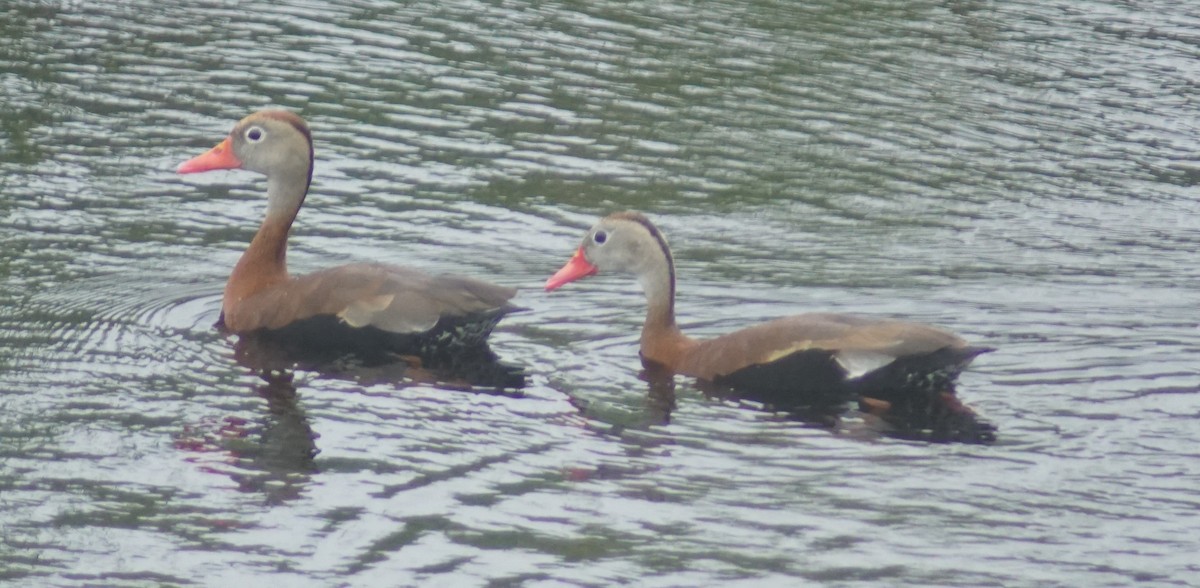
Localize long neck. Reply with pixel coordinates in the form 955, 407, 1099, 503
637, 232, 694, 369
222, 169, 309, 322
640, 263, 677, 334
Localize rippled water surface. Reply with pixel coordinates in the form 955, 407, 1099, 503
3, 1, 1200, 586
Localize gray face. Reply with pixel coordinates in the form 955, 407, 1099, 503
581, 216, 673, 280
229, 117, 311, 178
581, 219, 642, 275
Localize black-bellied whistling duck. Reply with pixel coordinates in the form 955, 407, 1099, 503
177, 110, 518, 360
545, 211, 995, 443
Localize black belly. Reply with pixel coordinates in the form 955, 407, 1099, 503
223, 311, 524, 390
709, 346, 996, 444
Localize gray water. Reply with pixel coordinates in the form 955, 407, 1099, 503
3, 1, 1199, 586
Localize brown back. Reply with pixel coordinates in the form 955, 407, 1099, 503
677, 312, 966, 380
224, 262, 517, 334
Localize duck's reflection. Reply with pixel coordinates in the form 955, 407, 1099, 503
174, 371, 317, 505
639, 363, 678, 427
234, 371, 318, 503
176, 329, 525, 503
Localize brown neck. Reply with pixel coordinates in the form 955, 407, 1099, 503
640, 302, 693, 371
222, 217, 292, 323
221, 169, 309, 325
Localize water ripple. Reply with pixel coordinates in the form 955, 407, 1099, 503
5, 0, 1200, 585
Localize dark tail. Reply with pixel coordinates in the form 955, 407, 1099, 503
854, 345, 996, 444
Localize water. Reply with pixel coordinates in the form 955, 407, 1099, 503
3, 0, 1199, 585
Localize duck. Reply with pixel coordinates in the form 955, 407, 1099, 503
177, 110, 519, 360
545, 211, 995, 442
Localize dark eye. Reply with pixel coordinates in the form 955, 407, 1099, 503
245, 126, 265, 142
593, 230, 607, 245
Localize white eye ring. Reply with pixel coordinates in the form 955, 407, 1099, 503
245, 126, 266, 143
593, 230, 608, 245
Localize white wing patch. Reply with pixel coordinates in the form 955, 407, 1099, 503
834, 350, 896, 379
337, 294, 395, 327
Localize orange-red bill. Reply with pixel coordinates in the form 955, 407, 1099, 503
545, 248, 598, 291
177, 137, 241, 174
